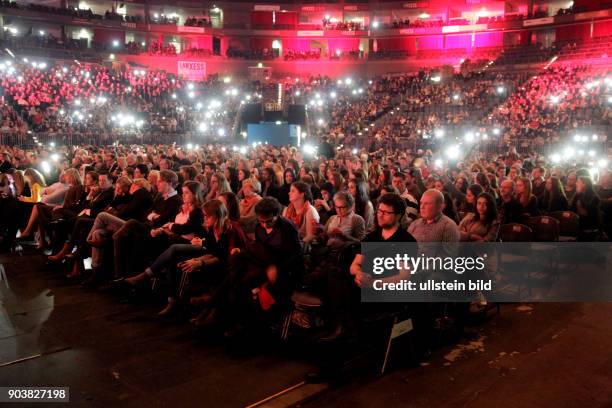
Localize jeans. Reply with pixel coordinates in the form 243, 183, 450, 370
145, 244, 205, 299
87, 212, 125, 268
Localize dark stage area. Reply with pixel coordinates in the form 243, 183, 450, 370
1, 250, 611, 407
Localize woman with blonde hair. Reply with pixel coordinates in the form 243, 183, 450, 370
515, 176, 539, 220
19, 168, 85, 249
19, 168, 46, 203
205, 172, 232, 201
238, 177, 262, 235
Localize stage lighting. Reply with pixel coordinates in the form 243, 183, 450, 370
62, 67, 68, 73
51, 153, 59, 161
434, 129, 444, 138
550, 95, 560, 104
330, 91, 337, 98
275, 121, 282, 125
464, 132, 475, 143
223, 76, 231, 83
493, 128, 500, 135
453, 94, 460, 101
239, 146, 247, 154
598, 159, 608, 168
74, 99, 81, 106
434, 159, 444, 169
345, 78, 352, 85
112, 40, 119, 47
563, 146, 575, 159
199, 123, 208, 132
217, 128, 226, 137
550, 153, 561, 163
186, 143, 193, 150
588, 150, 596, 157
430, 75, 441, 83
196, 102, 203, 110
496, 86, 505, 94
109, 54, 115, 60
372, 21, 379, 28
592, 134, 598, 141
188, 91, 195, 98
352, 148, 358, 155
317, 118, 325, 126
294, 91, 301, 96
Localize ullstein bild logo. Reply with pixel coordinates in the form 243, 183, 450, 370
361, 242, 612, 303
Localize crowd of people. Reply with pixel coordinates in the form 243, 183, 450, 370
0, 137, 609, 354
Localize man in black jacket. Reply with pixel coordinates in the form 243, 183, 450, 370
112, 170, 182, 278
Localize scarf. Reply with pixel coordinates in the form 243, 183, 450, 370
285, 200, 309, 229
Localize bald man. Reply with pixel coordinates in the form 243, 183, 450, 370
498, 179, 523, 224
408, 189, 459, 242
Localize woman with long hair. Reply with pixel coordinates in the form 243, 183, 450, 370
542, 176, 568, 213
459, 192, 500, 242
570, 176, 601, 239
277, 167, 296, 206
261, 167, 281, 201
515, 176, 540, 219
224, 166, 240, 194
122, 200, 245, 316
205, 172, 231, 202
20, 168, 84, 249
238, 178, 262, 234
282, 181, 320, 244
458, 184, 483, 215
348, 179, 374, 232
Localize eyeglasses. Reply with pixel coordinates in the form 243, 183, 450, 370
334, 204, 348, 210
377, 208, 397, 216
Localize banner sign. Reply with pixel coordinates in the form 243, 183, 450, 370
177, 26, 205, 33
523, 17, 554, 27
178, 61, 206, 81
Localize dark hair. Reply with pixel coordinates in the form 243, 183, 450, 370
238, 168, 251, 181
291, 181, 313, 203
442, 192, 459, 223
85, 170, 99, 184
203, 199, 229, 231
179, 165, 198, 181
182, 180, 205, 207
225, 166, 240, 193
135, 164, 149, 178
474, 192, 498, 224
544, 176, 567, 211
393, 172, 406, 181
467, 184, 484, 200
263, 167, 280, 187
219, 191, 240, 221
350, 178, 370, 217
378, 193, 407, 215
255, 197, 282, 217
283, 168, 296, 186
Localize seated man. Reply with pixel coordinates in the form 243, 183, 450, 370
194, 197, 303, 336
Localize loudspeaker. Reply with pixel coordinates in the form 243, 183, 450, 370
242, 103, 262, 123
288, 104, 306, 125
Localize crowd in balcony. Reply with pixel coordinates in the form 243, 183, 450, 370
184, 17, 212, 27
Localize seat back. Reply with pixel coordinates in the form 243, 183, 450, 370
499, 223, 533, 242
528, 216, 560, 241
550, 211, 579, 238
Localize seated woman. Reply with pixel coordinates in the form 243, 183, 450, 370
149, 180, 205, 250
349, 179, 374, 232
459, 192, 500, 242
515, 176, 540, 222
122, 199, 244, 317
570, 176, 601, 240
19, 168, 83, 249
457, 184, 484, 216
205, 172, 232, 201
541, 176, 568, 213
282, 181, 320, 245
313, 183, 335, 226
238, 177, 262, 236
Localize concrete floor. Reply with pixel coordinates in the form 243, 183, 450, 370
304, 302, 612, 408
1, 249, 611, 407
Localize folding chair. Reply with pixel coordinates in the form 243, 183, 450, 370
499, 223, 533, 242
550, 211, 579, 242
